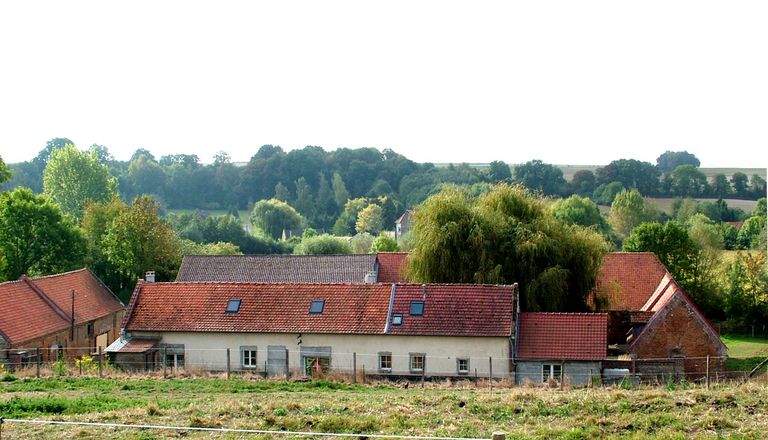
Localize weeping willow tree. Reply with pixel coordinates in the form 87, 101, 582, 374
407, 184, 609, 311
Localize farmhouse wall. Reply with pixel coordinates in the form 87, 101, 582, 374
130, 331, 512, 377
515, 361, 601, 386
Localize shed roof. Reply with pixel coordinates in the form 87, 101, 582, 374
516, 313, 607, 361
593, 252, 670, 310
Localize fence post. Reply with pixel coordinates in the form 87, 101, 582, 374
706, 356, 710, 389
362, 364, 366, 384
421, 356, 425, 389
631, 358, 636, 389
226, 348, 231, 380
489, 356, 493, 393
98, 347, 103, 378
352, 352, 357, 384
36, 348, 41, 378
285, 349, 290, 380
163, 347, 167, 379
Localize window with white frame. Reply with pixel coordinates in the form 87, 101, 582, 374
165, 353, 185, 370
378, 352, 392, 372
409, 353, 425, 373
457, 358, 470, 375
542, 363, 562, 383
241, 346, 258, 368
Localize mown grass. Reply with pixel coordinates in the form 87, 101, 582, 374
722, 335, 768, 358
1, 377, 767, 439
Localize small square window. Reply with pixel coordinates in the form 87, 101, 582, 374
409, 301, 424, 316
410, 353, 425, 372
457, 358, 470, 375
379, 352, 392, 371
392, 313, 403, 326
226, 299, 241, 313
543, 364, 562, 383
242, 348, 257, 368
310, 300, 325, 314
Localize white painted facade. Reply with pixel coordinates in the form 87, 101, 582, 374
130, 331, 513, 378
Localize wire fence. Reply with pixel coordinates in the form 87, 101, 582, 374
2, 346, 766, 387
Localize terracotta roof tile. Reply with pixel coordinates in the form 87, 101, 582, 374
176, 254, 377, 283
516, 313, 607, 360
118, 338, 160, 353
387, 284, 515, 337
376, 253, 409, 283
0, 269, 123, 346
593, 252, 670, 310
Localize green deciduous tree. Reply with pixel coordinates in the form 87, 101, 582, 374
294, 234, 352, 255
656, 150, 700, 173
670, 164, 708, 197
486, 160, 512, 183
596, 159, 660, 195
43, 144, 118, 220
102, 196, 181, 284
250, 199, 304, 239
570, 170, 597, 196
0, 155, 11, 183
179, 239, 242, 256
737, 216, 767, 250
724, 251, 768, 327
332, 172, 350, 209
731, 172, 749, 198
0, 188, 85, 280
711, 174, 732, 198
550, 195, 608, 232
608, 189, 659, 240
514, 160, 567, 196
355, 204, 384, 235
370, 233, 400, 253
407, 184, 608, 311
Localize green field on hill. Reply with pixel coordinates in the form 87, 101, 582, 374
1, 377, 767, 439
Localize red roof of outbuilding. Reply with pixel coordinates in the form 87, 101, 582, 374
376, 253, 409, 283
123, 282, 516, 337
516, 313, 607, 360
593, 252, 670, 310
0, 269, 124, 346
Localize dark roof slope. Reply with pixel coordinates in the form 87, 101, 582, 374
176, 254, 377, 283
124, 282, 516, 337
516, 313, 607, 361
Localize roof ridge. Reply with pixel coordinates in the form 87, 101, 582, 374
520, 312, 608, 316
28, 267, 88, 281
183, 253, 376, 258
144, 281, 517, 288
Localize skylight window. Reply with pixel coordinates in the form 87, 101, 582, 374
392, 314, 403, 326
226, 299, 241, 313
409, 301, 424, 316
310, 300, 325, 314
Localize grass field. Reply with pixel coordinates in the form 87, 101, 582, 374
648, 198, 759, 215
1, 377, 767, 439
722, 335, 768, 358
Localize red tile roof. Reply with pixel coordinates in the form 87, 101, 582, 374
0, 269, 124, 346
118, 338, 160, 353
387, 284, 515, 337
124, 282, 516, 337
31, 269, 124, 323
516, 313, 607, 360
593, 252, 670, 310
376, 253, 409, 283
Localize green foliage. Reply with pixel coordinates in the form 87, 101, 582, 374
250, 199, 304, 239
623, 221, 721, 317
723, 252, 768, 327
0, 155, 12, 183
101, 196, 181, 284
179, 239, 242, 255
596, 159, 660, 195
731, 172, 749, 198
514, 160, 566, 195
609, 189, 660, 241
485, 160, 511, 183
570, 170, 596, 196
370, 233, 400, 253
332, 172, 350, 208
670, 164, 708, 197
753, 198, 766, 218
355, 204, 384, 235
43, 144, 118, 220
549, 195, 608, 232
294, 234, 352, 255
127, 155, 166, 200
349, 232, 374, 253
737, 216, 767, 250
656, 150, 700, 173
592, 181, 625, 205
333, 198, 369, 236
0, 188, 85, 280
52, 359, 69, 377
407, 184, 608, 311
75, 355, 98, 374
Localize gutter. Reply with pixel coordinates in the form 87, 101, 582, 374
383, 283, 396, 334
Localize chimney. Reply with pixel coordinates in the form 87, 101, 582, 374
364, 272, 377, 284
145, 271, 156, 283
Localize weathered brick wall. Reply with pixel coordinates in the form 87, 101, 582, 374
631, 294, 726, 379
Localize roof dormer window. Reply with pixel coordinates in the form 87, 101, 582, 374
409, 301, 424, 316
310, 299, 325, 314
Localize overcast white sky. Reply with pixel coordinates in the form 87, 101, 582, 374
1, 1, 766, 167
